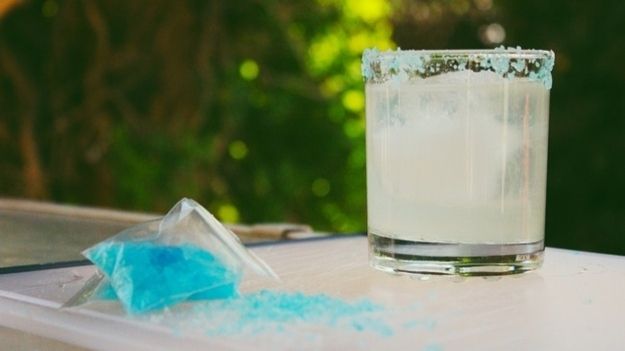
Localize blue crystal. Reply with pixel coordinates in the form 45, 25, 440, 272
192, 290, 393, 336
85, 241, 240, 314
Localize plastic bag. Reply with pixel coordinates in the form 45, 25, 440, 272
64, 198, 277, 314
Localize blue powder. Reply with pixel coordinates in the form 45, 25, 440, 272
84, 241, 420, 338
189, 290, 393, 336
84, 241, 240, 314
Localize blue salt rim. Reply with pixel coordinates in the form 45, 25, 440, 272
362, 47, 555, 89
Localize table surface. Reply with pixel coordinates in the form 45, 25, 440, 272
0, 199, 312, 269
1, 236, 624, 351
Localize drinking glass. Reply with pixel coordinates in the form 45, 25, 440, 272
363, 48, 555, 275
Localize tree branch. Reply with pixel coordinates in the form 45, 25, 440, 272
0, 41, 47, 198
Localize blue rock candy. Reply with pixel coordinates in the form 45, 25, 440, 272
85, 241, 240, 314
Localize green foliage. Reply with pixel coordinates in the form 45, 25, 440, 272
0, 0, 394, 232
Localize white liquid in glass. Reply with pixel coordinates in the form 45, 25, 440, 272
366, 71, 550, 244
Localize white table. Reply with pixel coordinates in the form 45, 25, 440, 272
1, 236, 624, 350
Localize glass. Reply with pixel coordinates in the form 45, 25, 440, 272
363, 48, 555, 275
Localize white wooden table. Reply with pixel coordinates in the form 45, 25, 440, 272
1, 236, 624, 350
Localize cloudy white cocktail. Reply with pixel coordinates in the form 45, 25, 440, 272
363, 48, 554, 275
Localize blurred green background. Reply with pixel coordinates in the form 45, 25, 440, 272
0, 0, 623, 254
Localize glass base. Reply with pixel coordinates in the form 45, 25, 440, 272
369, 232, 544, 276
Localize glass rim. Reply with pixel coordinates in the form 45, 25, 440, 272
362, 47, 555, 89
370, 48, 553, 60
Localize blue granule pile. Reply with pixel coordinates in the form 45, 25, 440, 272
84, 242, 240, 314
85, 241, 393, 336
191, 290, 393, 336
